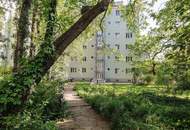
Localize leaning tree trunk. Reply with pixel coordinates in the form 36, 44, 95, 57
13, 0, 32, 72
1, 0, 111, 118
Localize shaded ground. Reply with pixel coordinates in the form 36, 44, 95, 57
57, 83, 111, 130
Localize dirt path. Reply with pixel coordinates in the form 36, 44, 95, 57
57, 83, 111, 130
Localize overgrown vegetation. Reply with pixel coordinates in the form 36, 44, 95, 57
75, 83, 190, 130
0, 79, 69, 129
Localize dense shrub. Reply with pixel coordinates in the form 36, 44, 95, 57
1, 79, 69, 130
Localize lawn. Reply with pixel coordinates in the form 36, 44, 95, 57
74, 83, 190, 130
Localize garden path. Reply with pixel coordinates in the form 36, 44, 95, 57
57, 83, 111, 130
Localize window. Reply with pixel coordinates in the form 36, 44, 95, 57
115, 56, 119, 61
71, 56, 77, 61
91, 45, 94, 47
126, 44, 128, 50
116, 10, 120, 16
82, 68, 86, 73
83, 56, 87, 61
97, 62, 103, 69
107, 56, 110, 59
126, 33, 133, 38
125, 68, 132, 74
107, 68, 110, 71
126, 33, 129, 38
125, 68, 129, 74
115, 44, 120, 49
71, 68, 77, 73
115, 68, 119, 74
115, 32, 120, 38
97, 33, 102, 37
108, 33, 111, 35
97, 73, 103, 79
126, 56, 133, 62
108, 21, 111, 24
115, 21, 120, 24
128, 80, 132, 83
91, 56, 94, 59
83, 45, 87, 49
130, 57, 133, 61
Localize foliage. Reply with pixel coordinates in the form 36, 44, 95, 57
0, 79, 68, 129
155, 61, 175, 88
75, 83, 190, 130
143, 74, 155, 84
128, 0, 190, 90
120, 0, 155, 32
0, 66, 12, 79
155, 0, 190, 90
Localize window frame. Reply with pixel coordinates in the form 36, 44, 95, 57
82, 68, 86, 73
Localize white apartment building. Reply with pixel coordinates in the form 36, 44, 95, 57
66, 2, 135, 83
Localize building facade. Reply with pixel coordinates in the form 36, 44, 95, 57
66, 3, 135, 83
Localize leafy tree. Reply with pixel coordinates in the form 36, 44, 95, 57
131, 31, 169, 75
156, 0, 190, 89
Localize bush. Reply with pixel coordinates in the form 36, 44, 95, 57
143, 74, 155, 84
1, 79, 69, 130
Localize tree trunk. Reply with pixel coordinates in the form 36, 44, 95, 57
1, 0, 110, 117
13, 0, 32, 72
152, 62, 156, 75
29, 1, 38, 58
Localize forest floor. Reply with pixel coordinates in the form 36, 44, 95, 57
57, 83, 111, 130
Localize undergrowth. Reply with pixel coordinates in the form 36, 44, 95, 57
0, 79, 69, 130
75, 83, 190, 130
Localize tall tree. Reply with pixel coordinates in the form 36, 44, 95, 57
13, 0, 32, 72
131, 34, 168, 76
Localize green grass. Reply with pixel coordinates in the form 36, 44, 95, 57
75, 83, 190, 130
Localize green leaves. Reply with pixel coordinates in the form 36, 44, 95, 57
75, 83, 190, 130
